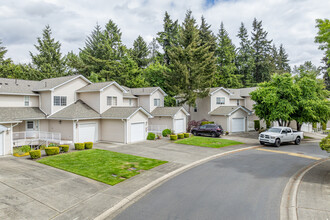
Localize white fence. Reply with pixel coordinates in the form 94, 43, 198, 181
148, 125, 168, 134
13, 131, 61, 144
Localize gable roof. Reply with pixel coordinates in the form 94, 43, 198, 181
129, 87, 167, 96
209, 87, 232, 96
0, 107, 46, 123
209, 106, 252, 116
48, 100, 100, 120
0, 78, 40, 96
151, 107, 190, 117
34, 75, 91, 92
76, 81, 127, 93
101, 106, 153, 119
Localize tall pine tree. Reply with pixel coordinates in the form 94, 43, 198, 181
167, 10, 216, 110
157, 12, 179, 65
130, 35, 150, 68
214, 22, 242, 88
0, 40, 8, 62
251, 18, 273, 83
236, 22, 254, 86
30, 25, 68, 79
199, 16, 217, 53
277, 44, 291, 73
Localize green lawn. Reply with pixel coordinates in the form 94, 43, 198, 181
175, 136, 243, 148
38, 149, 167, 185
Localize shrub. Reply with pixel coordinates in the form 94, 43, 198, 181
200, 121, 214, 126
162, 129, 172, 137
187, 119, 207, 132
21, 145, 31, 153
254, 120, 260, 131
147, 132, 156, 140
29, 150, 41, 159
60, 145, 69, 152
322, 122, 327, 130
75, 143, 85, 150
312, 122, 317, 129
84, 142, 93, 149
184, 133, 190, 138
13, 145, 31, 156
170, 135, 178, 140
40, 145, 46, 150
266, 120, 271, 129
45, 147, 60, 156
225, 131, 229, 135
177, 133, 184, 139
48, 143, 58, 147
320, 134, 330, 153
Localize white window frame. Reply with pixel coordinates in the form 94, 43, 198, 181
154, 98, 160, 107
107, 96, 117, 106
60, 96, 67, 106
24, 96, 30, 106
26, 120, 39, 131
216, 97, 225, 105
54, 96, 67, 106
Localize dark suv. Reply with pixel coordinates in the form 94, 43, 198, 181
191, 124, 223, 137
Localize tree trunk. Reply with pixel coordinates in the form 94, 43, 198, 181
277, 119, 282, 126
296, 122, 301, 131
287, 121, 291, 127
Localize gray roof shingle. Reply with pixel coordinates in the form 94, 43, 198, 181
34, 75, 85, 91
129, 87, 166, 96
209, 106, 252, 116
151, 107, 189, 117
0, 107, 46, 122
101, 107, 145, 119
77, 81, 114, 92
0, 78, 40, 95
48, 100, 100, 120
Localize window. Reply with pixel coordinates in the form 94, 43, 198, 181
107, 96, 117, 106
27, 121, 34, 129
237, 100, 240, 106
54, 96, 67, 106
24, 96, 30, 106
216, 97, 225, 105
154, 98, 160, 106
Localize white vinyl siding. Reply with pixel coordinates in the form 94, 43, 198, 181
154, 98, 160, 107
24, 96, 30, 106
216, 97, 225, 105
107, 96, 117, 106
54, 96, 67, 106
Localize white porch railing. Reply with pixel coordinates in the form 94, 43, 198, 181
148, 125, 168, 134
13, 131, 61, 143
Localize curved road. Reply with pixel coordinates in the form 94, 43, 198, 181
113, 143, 327, 220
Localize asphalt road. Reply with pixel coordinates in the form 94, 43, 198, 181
114, 142, 327, 220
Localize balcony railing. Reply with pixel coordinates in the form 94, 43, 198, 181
13, 131, 61, 143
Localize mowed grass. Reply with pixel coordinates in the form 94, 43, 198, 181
175, 136, 243, 148
38, 149, 167, 185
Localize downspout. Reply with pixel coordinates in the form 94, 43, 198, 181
10, 122, 20, 153
122, 119, 127, 144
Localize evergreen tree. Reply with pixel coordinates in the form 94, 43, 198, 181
30, 25, 68, 79
157, 11, 179, 65
236, 22, 254, 86
251, 18, 273, 83
199, 16, 216, 53
315, 19, 330, 75
0, 39, 8, 62
277, 44, 291, 73
167, 10, 216, 110
148, 38, 161, 63
321, 56, 330, 90
130, 35, 150, 68
214, 22, 242, 88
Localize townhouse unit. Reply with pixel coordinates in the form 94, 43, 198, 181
0, 75, 189, 156
178, 87, 261, 133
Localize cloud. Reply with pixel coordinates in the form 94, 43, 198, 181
0, 0, 329, 69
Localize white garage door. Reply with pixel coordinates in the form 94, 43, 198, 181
131, 123, 145, 143
78, 123, 97, 143
232, 118, 245, 132
0, 133, 3, 156
175, 119, 184, 133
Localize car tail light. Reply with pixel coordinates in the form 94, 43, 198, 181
217, 128, 220, 131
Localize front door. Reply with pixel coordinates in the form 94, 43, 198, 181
26, 120, 39, 138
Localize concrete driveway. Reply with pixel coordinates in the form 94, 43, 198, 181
0, 157, 108, 220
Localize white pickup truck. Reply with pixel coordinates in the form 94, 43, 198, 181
259, 127, 303, 147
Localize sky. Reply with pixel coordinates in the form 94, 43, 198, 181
0, 0, 329, 68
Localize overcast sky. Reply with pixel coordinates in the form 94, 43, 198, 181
0, 0, 329, 68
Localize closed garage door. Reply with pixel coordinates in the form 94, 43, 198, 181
131, 123, 145, 143
79, 123, 97, 143
0, 133, 3, 156
232, 118, 245, 132
175, 119, 184, 133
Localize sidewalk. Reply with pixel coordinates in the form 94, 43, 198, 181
52, 139, 256, 219
296, 159, 330, 220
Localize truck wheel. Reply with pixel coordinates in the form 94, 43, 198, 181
259, 141, 265, 145
295, 136, 301, 145
211, 132, 217, 138
192, 131, 197, 136
274, 138, 281, 147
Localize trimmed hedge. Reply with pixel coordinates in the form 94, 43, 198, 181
162, 129, 172, 137
75, 143, 85, 150
29, 150, 41, 159
201, 121, 214, 126
45, 147, 60, 156
254, 120, 260, 131
184, 133, 190, 138
322, 122, 327, 130
60, 145, 69, 152
170, 135, 178, 141
84, 142, 93, 149
177, 133, 184, 139
320, 134, 330, 153
147, 132, 156, 140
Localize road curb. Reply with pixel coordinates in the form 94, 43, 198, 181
95, 145, 261, 220
280, 157, 330, 220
